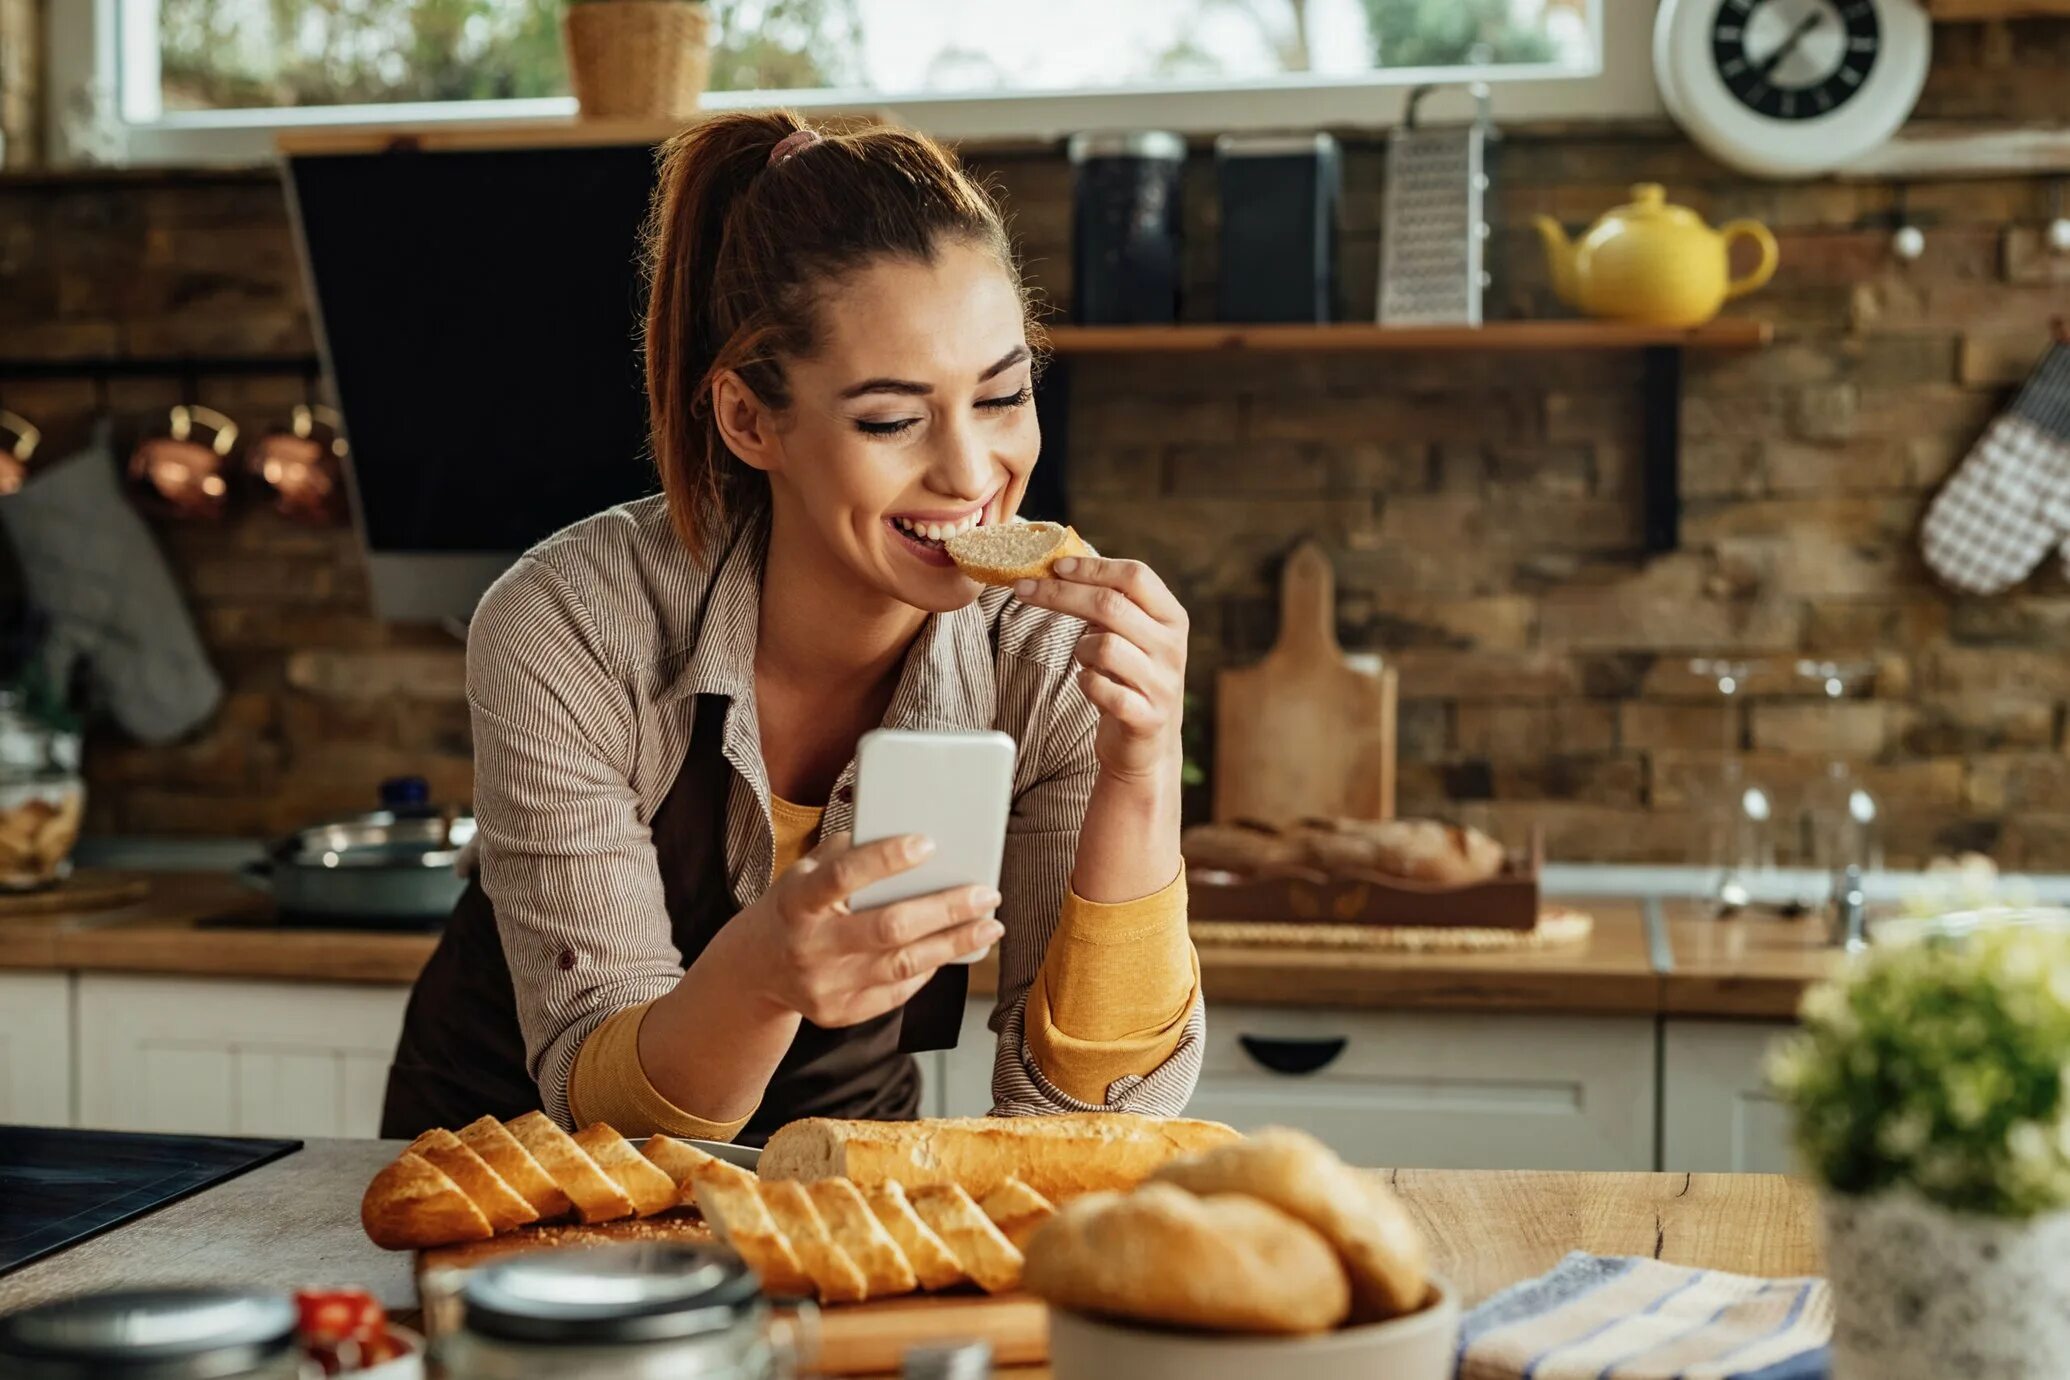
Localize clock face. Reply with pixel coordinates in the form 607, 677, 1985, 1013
1710, 0, 1880, 122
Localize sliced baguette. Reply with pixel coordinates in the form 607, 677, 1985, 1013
862, 1181, 966, 1292
641, 1134, 721, 1203
760, 1113, 1243, 1203
808, 1178, 919, 1299
506, 1111, 634, 1224
910, 1185, 1025, 1294
945, 521, 1087, 587
406, 1128, 538, 1235
458, 1114, 571, 1220
360, 1151, 494, 1250
686, 1160, 815, 1298
979, 1176, 1057, 1252
759, 1179, 869, 1304
574, 1124, 680, 1217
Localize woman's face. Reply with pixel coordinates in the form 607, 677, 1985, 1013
736, 240, 1038, 615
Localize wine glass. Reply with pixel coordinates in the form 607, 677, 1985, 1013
1798, 659, 1883, 919
1691, 658, 1777, 914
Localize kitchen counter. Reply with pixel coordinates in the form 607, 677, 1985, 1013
0, 1135, 1821, 1362
0, 872, 1842, 1017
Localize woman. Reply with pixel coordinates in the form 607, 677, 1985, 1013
381, 112, 1203, 1143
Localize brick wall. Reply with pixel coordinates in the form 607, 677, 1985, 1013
3, 19, 2068, 862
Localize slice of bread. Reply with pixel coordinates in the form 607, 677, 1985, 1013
978, 1176, 1057, 1252
573, 1124, 680, 1217
506, 1111, 634, 1224
406, 1128, 538, 1234
910, 1184, 1025, 1294
945, 521, 1087, 587
686, 1160, 815, 1298
641, 1134, 721, 1203
861, 1181, 966, 1291
360, 1152, 494, 1250
458, 1114, 571, 1220
808, 1178, 920, 1298
759, 1179, 869, 1303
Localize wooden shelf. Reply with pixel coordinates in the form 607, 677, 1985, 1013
1043, 319, 1773, 356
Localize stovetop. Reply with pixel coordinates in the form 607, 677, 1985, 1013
0, 1126, 301, 1275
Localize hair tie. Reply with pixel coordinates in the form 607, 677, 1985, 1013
767, 129, 822, 168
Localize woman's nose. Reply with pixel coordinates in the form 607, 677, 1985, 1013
926, 415, 993, 500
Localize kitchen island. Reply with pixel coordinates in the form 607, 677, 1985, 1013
0, 1137, 1820, 1375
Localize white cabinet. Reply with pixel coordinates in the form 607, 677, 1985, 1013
1195, 1005, 1657, 1171
76, 974, 410, 1139
0, 971, 73, 1126
1660, 1019, 1796, 1174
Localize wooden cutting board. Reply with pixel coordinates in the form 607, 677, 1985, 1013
416, 1215, 1047, 1375
1214, 541, 1396, 827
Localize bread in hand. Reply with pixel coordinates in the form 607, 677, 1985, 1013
910, 1185, 1024, 1294
979, 1177, 1057, 1252
406, 1128, 538, 1235
361, 1151, 495, 1250
686, 1159, 814, 1298
1024, 1182, 1350, 1335
945, 521, 1087, 587
808, 1178, 920, 1298
1149, 1126, 1428, 1321
760, 1179, 869, 1303
459, 1114, 571, 1220
506, 1111, 634, 1224
574, 1124, 679, 1217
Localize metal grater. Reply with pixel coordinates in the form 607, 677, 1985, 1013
1379, 83, 1498, 327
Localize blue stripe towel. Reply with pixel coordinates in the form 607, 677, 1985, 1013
1455, 1253, 1830, 1380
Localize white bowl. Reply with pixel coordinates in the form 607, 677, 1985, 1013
1047, 1275, 1459, 1380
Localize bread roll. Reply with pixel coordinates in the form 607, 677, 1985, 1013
759, 1113, 1242, 1203
1024, 1183, 1350, 1334
360, 1152, 494, 1250
945, 521, 1087, 587
1150, 1126, 1427, 1322
458, 1115, 571, 1220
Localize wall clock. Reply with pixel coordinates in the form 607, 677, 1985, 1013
1654, 0, 1933, 179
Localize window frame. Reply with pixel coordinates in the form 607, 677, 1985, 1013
47, 0, 1663, 167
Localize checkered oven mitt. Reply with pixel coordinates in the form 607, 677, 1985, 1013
1921, 342, 2070, 595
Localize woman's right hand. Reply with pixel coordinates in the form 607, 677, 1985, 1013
737, 832, 1003, 1028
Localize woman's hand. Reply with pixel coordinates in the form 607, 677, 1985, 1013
1016, 556, 1189, 785
737, 832, 1003, 1029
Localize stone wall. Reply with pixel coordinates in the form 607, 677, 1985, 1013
2, 19, 2068, 862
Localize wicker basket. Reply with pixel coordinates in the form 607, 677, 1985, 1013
562, 1, 714, 121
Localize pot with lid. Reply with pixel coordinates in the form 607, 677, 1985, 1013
0, 1286, 302, 1380
241, 776, 475, 927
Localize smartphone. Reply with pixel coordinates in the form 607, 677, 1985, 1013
847, 728, 1016, 963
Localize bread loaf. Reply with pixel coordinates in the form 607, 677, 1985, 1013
1348, 818, 1505, 886
759, 1113, 1242, 1202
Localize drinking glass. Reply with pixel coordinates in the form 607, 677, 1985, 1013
1691, 658, 1777, 913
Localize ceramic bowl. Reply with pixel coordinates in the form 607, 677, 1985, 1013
1047, 1274, 1459, 1380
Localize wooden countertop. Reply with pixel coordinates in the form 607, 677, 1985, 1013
0, 873, 1843, 1019
0, 1136, 1821, 1365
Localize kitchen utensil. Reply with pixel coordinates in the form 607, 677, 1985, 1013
1214, 542, 1395, 828
129, 403, 238, 520
1379, 84, 1498, 327
1216, 133, 1338, 323
0, 406, 39, 495
0, 1286, 303, 1379
1069, 132, 1185, 324
247, 402, 349, 525
1533, 184, 1777, 328
241, 788, 475, 926
1046, 1275, 1458, 1380
0, 688, 84, 892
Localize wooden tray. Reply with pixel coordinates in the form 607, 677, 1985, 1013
1189, 832, 1543, 931
417, 1214, 1048, 1375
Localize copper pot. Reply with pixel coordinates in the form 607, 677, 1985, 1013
247, 403, 348, 525
0, 409, 39, 496
129, 404, 238, 519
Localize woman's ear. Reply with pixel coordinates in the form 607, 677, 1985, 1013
713, 370, 781, 474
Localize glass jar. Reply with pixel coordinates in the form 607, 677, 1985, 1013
0, 1286, 304, 1379
0, 689, 84, 892
443, 1243, 805, 1380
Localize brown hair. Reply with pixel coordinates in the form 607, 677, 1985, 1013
642, 110, 1032, 559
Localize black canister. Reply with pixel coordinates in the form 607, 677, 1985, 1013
1068, 131, 1186, 324
1216, 133, 1340, 323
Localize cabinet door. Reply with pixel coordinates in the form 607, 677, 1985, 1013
1192, 1006, 1657, 1171
0, 972, 73, 1126
77, 975, 411, 1139
1660, 1019, 1797, 1174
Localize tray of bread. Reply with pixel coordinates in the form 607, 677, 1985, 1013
1183, 816, 1540, 930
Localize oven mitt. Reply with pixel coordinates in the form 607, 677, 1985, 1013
0, 420, 222, 743
1920, 342, 2070, 595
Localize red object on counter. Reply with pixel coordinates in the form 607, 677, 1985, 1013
295, 1288, 401, 1374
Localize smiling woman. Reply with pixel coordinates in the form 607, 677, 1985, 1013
380, 111, 1204, 1145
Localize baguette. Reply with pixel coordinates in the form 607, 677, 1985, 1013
361, 1152, 494, 1250
641, 1134, 720, 1203
406, 1128, 538, 1235
574, 1124, 680, 1217
458, 1115, 571, 1220
506, 1111, 634, 1224
944, 521, 1087, 587
861, 1181, 966, 1291
910, 1185, 1024, 1294
760, 1180, 869, 1303
979, 1177, 1056, 1252
760, 1113, 1242, 1202
808, 1178, 919, 1298
688, 1159, 816, 1298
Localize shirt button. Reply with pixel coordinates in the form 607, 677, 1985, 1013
834, 784, 854, 805
557, 949, 578, 971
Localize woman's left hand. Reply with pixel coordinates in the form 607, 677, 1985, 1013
1016, 556, 1188, 785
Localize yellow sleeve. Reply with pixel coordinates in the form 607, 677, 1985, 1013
566, 1001, 754, 1141
1023, 871, 1199, 1106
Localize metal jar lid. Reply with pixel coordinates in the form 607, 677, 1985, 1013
461, 1243, 764, 1347
1068, 131, 1186, 163
0, 1287, 298, 1379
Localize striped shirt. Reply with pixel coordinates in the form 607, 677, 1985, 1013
466, 496, 1204, 1128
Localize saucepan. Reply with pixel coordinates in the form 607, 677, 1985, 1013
241, 806, 476, 926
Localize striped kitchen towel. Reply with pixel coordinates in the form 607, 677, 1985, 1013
1456, 1253, 1830, 1380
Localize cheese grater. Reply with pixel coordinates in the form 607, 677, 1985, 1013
1379, 83, 1498, 327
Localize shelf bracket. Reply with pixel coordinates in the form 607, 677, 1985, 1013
1640, 346, 1683, 554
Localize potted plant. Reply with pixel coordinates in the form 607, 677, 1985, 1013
562, 0, 713, 121
1768, 920, 2070, 1380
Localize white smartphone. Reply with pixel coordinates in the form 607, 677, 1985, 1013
847, 728, 1016, 963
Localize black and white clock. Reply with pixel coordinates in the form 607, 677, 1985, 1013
1654, 0, 1932, 178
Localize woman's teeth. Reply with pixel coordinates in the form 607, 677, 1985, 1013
893, 512, 981, 544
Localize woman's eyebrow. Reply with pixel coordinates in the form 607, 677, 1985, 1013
837, 344, 1031, 400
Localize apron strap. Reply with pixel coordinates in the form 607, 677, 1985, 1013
897, 962, 969, 1054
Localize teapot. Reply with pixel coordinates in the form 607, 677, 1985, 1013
1533, 184, 1777, 328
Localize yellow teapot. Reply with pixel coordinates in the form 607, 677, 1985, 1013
1533, 184, 1778, 328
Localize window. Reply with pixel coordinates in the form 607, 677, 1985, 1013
50, 0, 1661, 166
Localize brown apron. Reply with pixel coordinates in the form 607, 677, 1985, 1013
380, 692, 966, 1144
